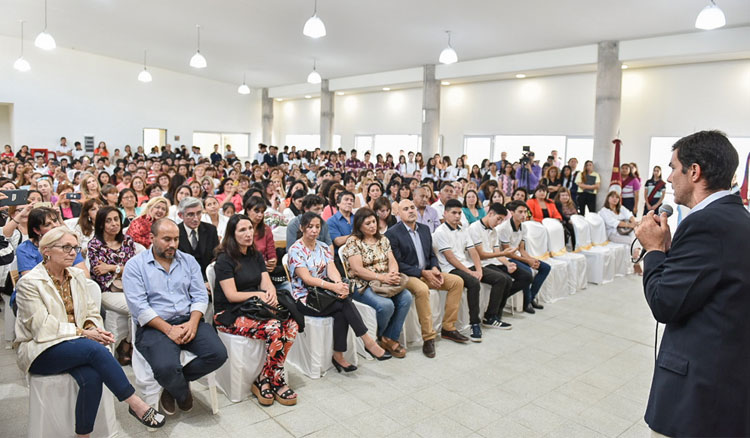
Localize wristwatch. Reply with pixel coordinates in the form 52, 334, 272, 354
115, 265, 121, 275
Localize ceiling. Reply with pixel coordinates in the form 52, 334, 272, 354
2, 0, 749, 88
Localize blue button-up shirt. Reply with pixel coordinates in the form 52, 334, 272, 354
416, 205, 440, 233
123, 248, 208, 326
327, 211, 353, 248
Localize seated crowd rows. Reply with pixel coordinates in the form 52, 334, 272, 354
1, 140, 656, 436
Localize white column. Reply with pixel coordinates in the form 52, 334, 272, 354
320, 79, 334, 151
421, 64, 440, 155
261, 88, 273, 145
592, 41, 622, 208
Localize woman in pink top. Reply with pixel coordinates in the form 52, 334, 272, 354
215, 178, 244, 213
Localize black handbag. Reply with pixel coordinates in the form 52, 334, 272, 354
304, 278, 355, 313
215, 295, 291, 327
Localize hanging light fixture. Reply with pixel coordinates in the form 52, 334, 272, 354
439, 31, 458, 65
303, 0, 326, 39
307, 59, 322, 84
237, 73, 251, 95
14, 21, 31, 72
34, 0, 56, 50
695, 0, 726, 30
189, 25, 207, 68
138, 49, 152, 83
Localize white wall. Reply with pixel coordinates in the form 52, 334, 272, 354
0, 104, 11, 147
273, 59, 750, 180
0, 35, 261, 158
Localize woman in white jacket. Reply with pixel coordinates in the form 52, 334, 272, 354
15, 226, 166, 435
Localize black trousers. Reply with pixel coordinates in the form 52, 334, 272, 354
450, 268, 482, 325
562, 220, 577, 250
486, 264, 533, 317
295, 297, 368, 352
577, 192, 597, 215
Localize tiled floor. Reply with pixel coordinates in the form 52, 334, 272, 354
0, 275, 657, 437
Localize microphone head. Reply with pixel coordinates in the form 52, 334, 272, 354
658, 204, 674, 217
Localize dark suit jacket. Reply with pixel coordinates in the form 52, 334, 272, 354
643, 194, 750, 437
178, 222, 219, 281
263, 153, 278, 167
385, 221, 439, 278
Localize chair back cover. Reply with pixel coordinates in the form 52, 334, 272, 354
569, 215, 592, 250
522, 221, 550, 259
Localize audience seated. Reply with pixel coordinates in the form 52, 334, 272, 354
123, 218, 228, 415
498, 201, 551, 314
554, 187, 578, 249
70, 198, 103, 258
385, 199, 467, 356
526, 184, 563, 222
126, 197, 170, 248
285, 195, 332, 251
15, 226, 166, 433
201, 195, 228, 240
212, 214, 298, 406
599, 190, 641, 274
88, 206, 137, 365
18, 207, 88, 277
341, 208, 412, 358
177, 197, 219, 285
244, 196, 292, 293
412, 186, 440, 232
288, 212, 390, 373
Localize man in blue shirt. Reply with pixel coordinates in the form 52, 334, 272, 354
123, 218, 227, 415
327, 190, 354, 273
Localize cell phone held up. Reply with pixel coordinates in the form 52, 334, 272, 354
0, 189, 29, 207
66, 193, 82, 200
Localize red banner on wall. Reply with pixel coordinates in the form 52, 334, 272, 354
609, 138, 622, 192
741, 152, 749, 206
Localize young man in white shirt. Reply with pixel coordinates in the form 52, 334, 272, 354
431, 182, 455, 221
56, 136, 73, 159
469, 203, 533, 328
498, 200, 551, 314
432, 199, 490, 342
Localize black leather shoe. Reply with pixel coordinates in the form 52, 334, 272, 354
365, 346, 392, 361
422, 339, 436, 358
332, 356, 357, 372
177, 389, 193, 412
531, 300, 544, 310
159, 390, 175, 416
440, 329, 469, 343
524, 304, 536, 314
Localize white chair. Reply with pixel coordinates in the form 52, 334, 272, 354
588, 212, 632, 276
129, 319, 219, 414
521, 221, 571, 303
542, 218, 588, 293
570, 215, 616, 284
282, 254, 358, 379
206, 262, 267, 403
28, 373, 117, 438
337, 246, 381, 359
4, 257, 17, 348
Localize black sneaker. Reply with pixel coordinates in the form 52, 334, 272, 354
524, 304, 536, 314
497, 320, 512, 330
470, 324, 482, 342
482, 316, 502, 328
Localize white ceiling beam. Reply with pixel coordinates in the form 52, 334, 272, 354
620, 26, 750, 62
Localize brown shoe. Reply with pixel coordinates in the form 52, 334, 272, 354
159, 390, 175, 416
378, 338, 406, 359
177, 389, 193, 413
441, 329, 469, 343
422, 339, 436, 358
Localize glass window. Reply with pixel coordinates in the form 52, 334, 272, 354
193, 132, 250, 158
463, 136, 492, 167
373, 134, 419, 159
354, 135, 374, 156
564, 137, 593, 165
284, 135, 341, 151
193, 132, 222, 157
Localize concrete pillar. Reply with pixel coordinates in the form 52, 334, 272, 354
421, 64, 441, 155
592, 41, 622, 209
320, 79, 334, 151
261, 88, 273, 145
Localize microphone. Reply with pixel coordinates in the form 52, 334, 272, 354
632, 204, 673, 263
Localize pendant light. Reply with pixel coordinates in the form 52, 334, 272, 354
34, 0, 56, 50
695, 0, 726, 30
189, 25, 207, 68
138, 49, 152, 83
439, 31, 458, 65
14, 21, 31, 72
303, 0, 326, 39
307, 59, 322, 84
237, 73, 251, 95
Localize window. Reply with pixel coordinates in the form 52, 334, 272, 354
284, 134, 341, 151
493, 135, 566, 164
373, 134, 420, 159
463, 136, 493, 167
565, 137, 594, 165
193, 132, 250, 158
143, 128, 167, 152
354, 135, 373, 156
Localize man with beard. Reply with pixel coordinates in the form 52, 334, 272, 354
123, 218, 227, 416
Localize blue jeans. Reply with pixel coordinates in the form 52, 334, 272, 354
29, 337, 136, 435
352, 286, 413, 341
515, 260, 551, 304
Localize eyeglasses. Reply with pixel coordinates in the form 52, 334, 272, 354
52, 245, 81, 254
183, 212, 201, 219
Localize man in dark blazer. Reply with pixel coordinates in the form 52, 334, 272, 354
385, 199, 467, 358
635, 130, 750, 437
176, 197, 219, 285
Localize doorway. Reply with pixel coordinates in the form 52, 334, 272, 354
143, 128, 167, 154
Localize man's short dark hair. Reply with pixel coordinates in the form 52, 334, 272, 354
487, 203, 508, 216
337, 190, 354, 205
74, 141, 81, 146
302, 194, 324, 211
150, 218, 177, 236
672, 130, 738, 191
506, 200, 529, 212
445, 199, 462, 210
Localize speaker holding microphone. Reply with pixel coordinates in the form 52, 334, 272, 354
632, 204, 673, 263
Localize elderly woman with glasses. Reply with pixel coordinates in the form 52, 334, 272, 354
17, 207, 88, 278
15, 227, 166, 436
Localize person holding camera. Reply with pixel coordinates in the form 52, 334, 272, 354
515, 151, 542, 191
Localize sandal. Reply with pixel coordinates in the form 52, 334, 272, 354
272, 380, 298, 406
128, 406, 166, 429
116, 341, 132, 366
378, 338, 406, 359
251, 378, 274, 406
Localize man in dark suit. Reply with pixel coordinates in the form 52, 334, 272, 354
635, 130, 750, 437
385, 199, 467, 358
263, 145, 279, 167
176, 197, 219, 286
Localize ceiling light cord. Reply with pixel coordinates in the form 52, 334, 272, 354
43, 0, 48, 30
196, 25, 201, 52
20, 20, 25, 55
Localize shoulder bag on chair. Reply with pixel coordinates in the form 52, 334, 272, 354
215, 295, 291, 327
304, 278, 356, 313
368, 273, 409, 298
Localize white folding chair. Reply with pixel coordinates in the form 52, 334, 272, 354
129, 318, 219, 414
588, 212, 632, 276
206, 262, 268, 403
282, 254, 358, 378
570, 215, 615, 284
542, 218, 588, 293
522, 221, 571, 303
